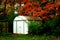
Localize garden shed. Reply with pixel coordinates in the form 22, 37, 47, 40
13, 16, 28, 34
13, 16, 41, 34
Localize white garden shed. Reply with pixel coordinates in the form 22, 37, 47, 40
13, 16, 28, 34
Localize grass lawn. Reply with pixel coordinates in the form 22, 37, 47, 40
0, 34, 58, 40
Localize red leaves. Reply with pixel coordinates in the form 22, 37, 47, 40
41, 0, 47, 3
18, 0, 59, 20
55, 1, 60, 7
45, 3, 55, 10
21, 0, 28, 4
43, 16, 49, 20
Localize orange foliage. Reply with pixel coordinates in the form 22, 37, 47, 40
18, 0, 60, 20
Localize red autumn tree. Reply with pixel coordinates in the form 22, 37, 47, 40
17, 0, 60, 20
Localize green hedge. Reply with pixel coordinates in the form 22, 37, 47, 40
28, 17, 60, 36
28, 20, 43, 35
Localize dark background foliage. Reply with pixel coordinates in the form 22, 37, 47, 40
28, 16, 60, 36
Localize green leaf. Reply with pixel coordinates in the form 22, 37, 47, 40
45, 19, 56, 27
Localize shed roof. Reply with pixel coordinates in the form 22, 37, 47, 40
14, 16, 28, 20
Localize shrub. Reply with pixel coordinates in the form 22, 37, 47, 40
28, 18, 59, 36
7, 9, 19, 33
28, 20, 43, 35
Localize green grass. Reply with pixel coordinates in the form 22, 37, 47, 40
0, 34, 56, 40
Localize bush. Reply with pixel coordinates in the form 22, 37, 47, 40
28, 18, 59, 36
28, 20, 43, 35
51, 15, 60, 36
7, 10, 19, 22
7, 9, 19, 33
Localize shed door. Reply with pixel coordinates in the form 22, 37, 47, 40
17, 21, 24, 34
